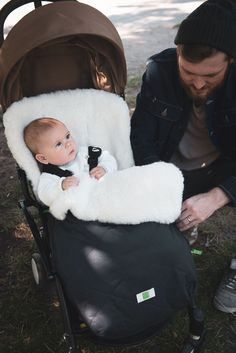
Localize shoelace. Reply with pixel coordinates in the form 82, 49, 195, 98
224, 271, 236, 290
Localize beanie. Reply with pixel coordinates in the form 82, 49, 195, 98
174, 0, 236, 58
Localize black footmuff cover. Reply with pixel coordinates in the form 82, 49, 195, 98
49, 214, 197, 341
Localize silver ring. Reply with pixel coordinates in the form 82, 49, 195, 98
186, 216, 191, 223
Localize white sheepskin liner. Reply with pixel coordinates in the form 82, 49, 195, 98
4, 88, 183, 224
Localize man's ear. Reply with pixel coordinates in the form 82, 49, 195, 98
35, 153, 48, 164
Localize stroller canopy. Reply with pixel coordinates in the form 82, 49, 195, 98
0, 0, 127, 111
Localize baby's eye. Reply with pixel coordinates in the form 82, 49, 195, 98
66, 133, 70, 139
56, 141, 62, 147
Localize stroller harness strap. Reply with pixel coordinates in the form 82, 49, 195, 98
88, 146, 102, 171
41, 163, 73, 177
41, 146, 102, 176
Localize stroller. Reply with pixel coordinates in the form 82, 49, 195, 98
0, 1, 206, 352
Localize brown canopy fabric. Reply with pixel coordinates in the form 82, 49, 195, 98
0, 1, 127, 111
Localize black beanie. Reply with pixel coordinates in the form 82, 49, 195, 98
174, 0, 236, 58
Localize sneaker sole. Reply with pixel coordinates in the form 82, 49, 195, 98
213, 298, 236, 313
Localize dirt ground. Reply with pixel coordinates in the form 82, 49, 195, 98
0, 116, 20, 257
0, 115, 20, 225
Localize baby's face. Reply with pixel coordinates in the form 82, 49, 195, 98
36, 123, 77, 165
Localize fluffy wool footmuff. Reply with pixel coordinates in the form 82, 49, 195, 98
4, 88, 183, 225
49, 161, 183, 224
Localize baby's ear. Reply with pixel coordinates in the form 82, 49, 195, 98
35, 153, 48, 164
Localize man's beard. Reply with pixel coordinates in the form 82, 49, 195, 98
179, 78, 214, 105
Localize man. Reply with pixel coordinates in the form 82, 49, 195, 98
130, 0, 236, 314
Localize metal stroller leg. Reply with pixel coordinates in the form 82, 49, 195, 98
64, 333, 82, 353
189, 307, 205, 339
180, 307, 206, 353
55, 274, 83, 353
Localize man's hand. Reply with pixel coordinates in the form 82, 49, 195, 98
177, 187, 230, 231
90, 166, 106, 180
62, 176, 79, 190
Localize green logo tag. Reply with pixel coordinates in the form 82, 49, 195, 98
136, 288, 155, 303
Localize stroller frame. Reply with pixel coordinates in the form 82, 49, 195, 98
17, 167, 86, 353
0, 1, 206, 352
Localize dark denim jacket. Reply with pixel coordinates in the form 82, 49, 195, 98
131, 48, 236, 205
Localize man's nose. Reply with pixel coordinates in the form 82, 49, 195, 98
192, 76, 206, 90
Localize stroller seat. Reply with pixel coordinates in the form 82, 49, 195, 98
4, 87, 184, 224
4, 84, 195, 341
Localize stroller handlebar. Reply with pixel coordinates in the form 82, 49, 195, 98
0, 0, 74, 47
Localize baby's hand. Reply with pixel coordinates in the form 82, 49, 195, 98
90, 166, 106, 180
62, 176, 79, 190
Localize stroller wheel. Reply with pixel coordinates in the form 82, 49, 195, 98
31, 253, 47, 288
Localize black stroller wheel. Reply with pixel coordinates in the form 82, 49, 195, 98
31, 252, 47, 289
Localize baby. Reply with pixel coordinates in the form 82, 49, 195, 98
23, 117, 183, 225
23, 117, 117, 205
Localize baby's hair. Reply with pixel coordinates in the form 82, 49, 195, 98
24, 117, 63, 154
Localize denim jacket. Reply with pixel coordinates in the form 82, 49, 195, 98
131, 48, 236, 205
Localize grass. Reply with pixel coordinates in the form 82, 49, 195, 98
0, 78, 236, 353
